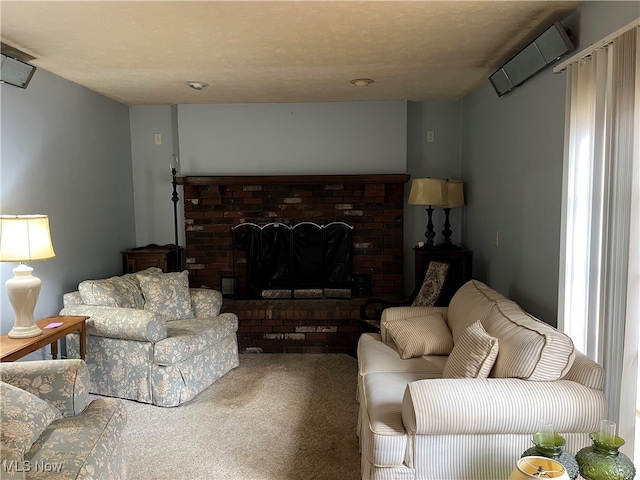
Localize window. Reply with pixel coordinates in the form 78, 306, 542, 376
557, 22, 639, 459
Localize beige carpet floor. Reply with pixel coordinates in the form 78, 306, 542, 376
121, 353, 361, 480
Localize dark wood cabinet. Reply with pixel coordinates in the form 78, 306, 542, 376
414, 246, 472, 306
122, 244, 183, 274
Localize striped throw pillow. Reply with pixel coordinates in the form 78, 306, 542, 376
384, 313, 453, 359
483, 301, 575, 381
442, 321, 499, 378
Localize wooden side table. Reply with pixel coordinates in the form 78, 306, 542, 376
122, 243, 183, 273
0, 315, 88, 362
414, 246, 473, 306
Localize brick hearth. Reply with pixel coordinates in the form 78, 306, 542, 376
221, 298, 364, 354
177, 174, 409, 353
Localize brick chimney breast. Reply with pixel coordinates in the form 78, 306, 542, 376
178, 174, 409, 353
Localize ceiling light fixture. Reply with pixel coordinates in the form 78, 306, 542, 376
185, 81, 208, 91
350, 78, 374, 88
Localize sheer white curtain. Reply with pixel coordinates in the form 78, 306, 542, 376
557, 24, 639, 458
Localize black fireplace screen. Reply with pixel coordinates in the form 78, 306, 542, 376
233, 222, 353, 299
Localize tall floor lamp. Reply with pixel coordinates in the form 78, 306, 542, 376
440, 180, 466, 247
0, 215, 56, 338
408, 178, 448, 247
170, 154, 181, 270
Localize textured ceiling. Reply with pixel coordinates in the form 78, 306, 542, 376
0, 1, 581, 105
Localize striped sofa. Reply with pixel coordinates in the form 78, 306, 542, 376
357, 280, 607, 480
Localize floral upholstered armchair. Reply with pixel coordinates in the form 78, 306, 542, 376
0, 359, 126, 479
60, 267, 240, 407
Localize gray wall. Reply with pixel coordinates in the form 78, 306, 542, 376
130, 106, 178, 247
130, 101, 408, 248
177, 102, 407, 175
0, 68, 135, 356
405, 101, 462, 293
460, 1, 639, 324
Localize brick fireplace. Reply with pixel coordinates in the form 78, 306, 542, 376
177, 174, 409, 353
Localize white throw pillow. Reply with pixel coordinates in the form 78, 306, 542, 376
442, 320, 499, 378
483, 301, 575, 381
384, 313, 453, 359
446, 280, 509, 343
139, 270, 194, 321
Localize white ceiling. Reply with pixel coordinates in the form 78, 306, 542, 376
0, 1, 582, 106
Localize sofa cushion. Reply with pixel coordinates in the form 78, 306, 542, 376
442, 321, 499, 379
362, 372, 432, 467
357, 333, 447, 378
0, 444, 25, 480
1, 382, 62, 457
79, 274, 145, 309
483, 301, 575, 381
447, 280, 508, 343
24, 397, 127, 479
383, 313, 453, 359
140, 270, 194, 321
154, 314, 239, 365
133, 267, 164, 278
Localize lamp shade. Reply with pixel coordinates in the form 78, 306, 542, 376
408, 178, 447, 206
0, 215, 55, 262
446, 180, 465, 208
509, 456, 570, 480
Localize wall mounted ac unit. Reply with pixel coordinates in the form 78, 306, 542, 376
489, 21, 574, 97
1, 43, 36, 89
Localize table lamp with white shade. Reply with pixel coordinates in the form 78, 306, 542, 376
0, 215, 56, 338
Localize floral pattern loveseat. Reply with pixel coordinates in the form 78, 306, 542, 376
0, 359, 126, 479
60, 268, 239, 407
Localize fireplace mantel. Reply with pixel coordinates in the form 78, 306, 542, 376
176, 174, 410, 186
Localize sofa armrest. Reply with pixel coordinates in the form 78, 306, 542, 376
63, 291, 83, 307
380, 306, 449, 342
402, 378, 606, 436
190, 288, 223, 318
60, 305, 167, 342
563, 350, 605, 390
0, 359, 89, 417
360, 297, 411, 321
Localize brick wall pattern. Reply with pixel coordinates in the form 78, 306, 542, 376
179, 175, 409, 353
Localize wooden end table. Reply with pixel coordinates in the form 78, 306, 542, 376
0, 315, 88, 362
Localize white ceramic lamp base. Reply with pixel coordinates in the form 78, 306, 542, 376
6, 263, 43, 338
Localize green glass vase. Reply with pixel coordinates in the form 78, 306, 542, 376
522, 433, 580, 480
575, 432, 636, 480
